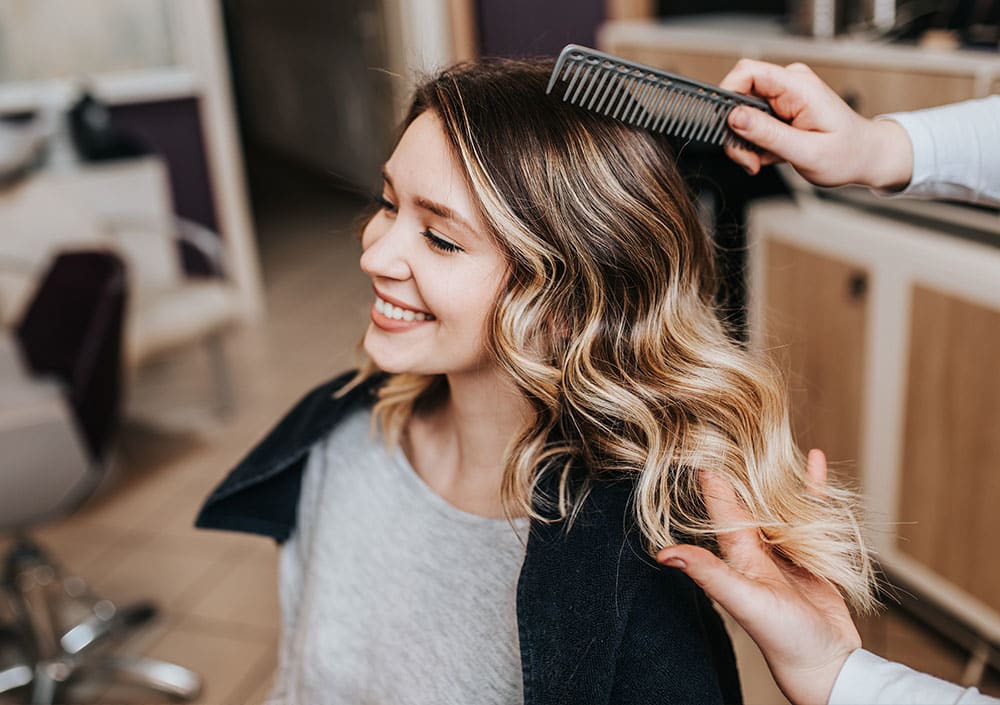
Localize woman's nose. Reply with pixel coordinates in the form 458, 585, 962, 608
360, 220, 412, 281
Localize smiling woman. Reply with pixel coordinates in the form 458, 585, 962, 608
196, 58, 875, 705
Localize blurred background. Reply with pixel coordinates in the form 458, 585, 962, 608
0, 0, 997, 702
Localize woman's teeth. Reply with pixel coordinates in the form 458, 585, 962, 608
375, 296, 434, 321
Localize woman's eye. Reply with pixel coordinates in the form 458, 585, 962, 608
373, 193, 397, 214
422, 229, 462, 253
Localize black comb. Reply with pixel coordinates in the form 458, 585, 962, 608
547, 44, 774, 149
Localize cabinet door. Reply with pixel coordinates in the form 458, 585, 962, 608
759, 59, 977, 116
898, 286, 1000, 614
763, 240, 869, 482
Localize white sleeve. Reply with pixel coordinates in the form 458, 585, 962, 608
829, 648, 1000, 705
876, 95, 1000, 207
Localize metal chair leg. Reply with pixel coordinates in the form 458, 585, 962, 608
204, 333, 235, 419
0, 663, 32, 693
99, 656, 202, 700
2, 538, 203, 703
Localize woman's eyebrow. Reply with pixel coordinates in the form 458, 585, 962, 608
382, 167, 477, 236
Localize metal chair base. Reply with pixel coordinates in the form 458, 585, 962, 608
0, 538, 202, 704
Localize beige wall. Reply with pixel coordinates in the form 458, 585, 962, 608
0, 0, 175, 82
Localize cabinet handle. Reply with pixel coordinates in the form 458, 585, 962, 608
847, 271, 868, 301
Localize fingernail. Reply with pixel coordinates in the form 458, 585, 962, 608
730, 107, 750, 130
662, 557, 686, 569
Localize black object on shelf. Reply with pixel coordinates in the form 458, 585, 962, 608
68, 92, 151, 162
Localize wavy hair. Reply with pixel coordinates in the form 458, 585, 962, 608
346, 59, 877, 612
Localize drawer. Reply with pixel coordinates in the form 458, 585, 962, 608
762, 58, 977, 116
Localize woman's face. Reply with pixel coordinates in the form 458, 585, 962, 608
360, 111, 507, 376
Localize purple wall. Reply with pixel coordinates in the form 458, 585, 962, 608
475, 0, 605, 58
109, 98, 218, 233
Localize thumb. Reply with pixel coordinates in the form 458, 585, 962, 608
729, 106, 813, 164
657, 544, 769, 628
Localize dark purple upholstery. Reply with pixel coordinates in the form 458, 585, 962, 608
15, 250, 127, 460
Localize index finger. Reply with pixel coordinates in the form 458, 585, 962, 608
719, 58, 786, 96
719, 60, 815, 121
700, 471, 778, 578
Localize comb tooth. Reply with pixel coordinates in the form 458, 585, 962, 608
617, 74, 645, 120
591, 66, 620, 113
695, 96, 721, 141
560, 58, 576, 83
651, 86, 684, 132
690, 95, 716, 139
623, 77, 653, 124
683, 95, 712, 139
689, 98, 711, 141
610, 74, 638, 120
679, 94, 709, 138
675, 94, 702, 138
561, 61, 587, 102
599, 69, 629, 115
708, 103, 732, 144
708, 101, 734, 144
569, 63, 595, 105
663, 91, 695, 135
619, 77, 644, 123
705, 102, 726, 144
639, 82, 669, 128
721, 109, 742, 147
683, 94, 712, 139
579, 65, 609, 108
706, 103, 731, 144
635, 78, 662, 125
670, 92, 701, 136
696, 101, 723, 142
585, 66, 614, 110
546, 54, 569, 94
699, 99, 722, 141
546, 55, 566, 94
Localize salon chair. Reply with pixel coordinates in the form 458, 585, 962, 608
0, 251, 201, 704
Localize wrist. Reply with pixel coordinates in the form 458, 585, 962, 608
860, 118, 914, 191
783, 643, 860, 705
815, 647, 857, 705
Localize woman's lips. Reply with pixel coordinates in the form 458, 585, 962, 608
371, 289, 435, 331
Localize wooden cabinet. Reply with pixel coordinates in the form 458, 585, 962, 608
763, 241, 868, 485
600, 19, 1000, 115
899, 287, 1000, 614
760, 61, 977, 115
619, 47, 738, 85
748, 197, 1000, 647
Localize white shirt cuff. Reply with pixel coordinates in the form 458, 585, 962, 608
874, 96, 1000, 207
829, 648, 997, 705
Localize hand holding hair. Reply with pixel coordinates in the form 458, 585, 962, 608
657, 449, 860, 705
718, 59, 913, 190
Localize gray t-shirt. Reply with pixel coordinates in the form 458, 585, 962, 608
268, 408, 529, 705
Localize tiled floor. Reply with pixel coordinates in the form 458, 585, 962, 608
3, 158, 997, 704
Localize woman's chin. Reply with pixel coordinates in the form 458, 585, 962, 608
363, 328, 417, 375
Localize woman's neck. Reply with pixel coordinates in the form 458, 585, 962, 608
406, 367, 529, 518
